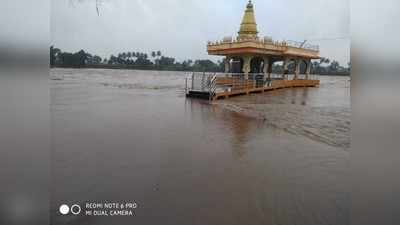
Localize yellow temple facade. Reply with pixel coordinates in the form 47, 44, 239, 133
186, 0, 320, 100
207, 0, 320, 80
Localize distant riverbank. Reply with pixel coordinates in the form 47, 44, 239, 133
51, 65, 351, 76
50, 47, 351, 76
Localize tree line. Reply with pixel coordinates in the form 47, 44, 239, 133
50, 46, 350, 75
50, 46, 224, 72
311, 58, 350, 76
279, 57, 350, 76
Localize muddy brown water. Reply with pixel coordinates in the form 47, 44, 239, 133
51, 68, 350, 225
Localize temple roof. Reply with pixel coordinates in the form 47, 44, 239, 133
206, 0, 320, 59
238, 0, 258, 40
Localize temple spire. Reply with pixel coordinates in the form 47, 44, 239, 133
238, 0, 259, 40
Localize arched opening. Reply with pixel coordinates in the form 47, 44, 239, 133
286, 59, 309, 79
271, 61, 283, 74
250, 57, 264, 73
286, 59, 297, 74
299, 59, 308, 74
230, 57, 243, 73
249, 57, 265, 87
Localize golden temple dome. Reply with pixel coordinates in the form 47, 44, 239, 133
238, 0, 259, 40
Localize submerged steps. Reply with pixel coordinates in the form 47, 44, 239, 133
186, 90, 212, 100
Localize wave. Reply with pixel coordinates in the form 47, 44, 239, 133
100, 82, 183, 90
215, 102, 350, 150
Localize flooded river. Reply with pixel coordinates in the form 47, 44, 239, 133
51, 68, 350, 225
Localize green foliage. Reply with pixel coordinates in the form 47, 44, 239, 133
50, 46, 61, 66
192, 60, 221, 72
50, 47, 225, 72
54, 49, 88, 67
49, 47, 350, 75
311, 58, 350, 75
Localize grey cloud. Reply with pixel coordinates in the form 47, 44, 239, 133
52, 0, 349, 64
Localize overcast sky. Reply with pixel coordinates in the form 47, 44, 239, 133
51, 0, 350, 65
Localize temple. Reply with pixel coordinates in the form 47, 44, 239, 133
186, 0, 320, 100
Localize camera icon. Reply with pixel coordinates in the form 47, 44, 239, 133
59, 204, 81, 215
59, 204, 69, 215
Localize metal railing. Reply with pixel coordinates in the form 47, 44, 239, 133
208, 74, 218, 100
185, 72, 217, 92
286, 40, 319, 51
207, 38, 320, 52
185, 72, 320, 99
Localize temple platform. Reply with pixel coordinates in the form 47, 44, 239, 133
185, 73, 320, 101
196, 0, 322, 101
212, 79, 319, 100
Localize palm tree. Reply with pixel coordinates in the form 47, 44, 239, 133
322, 58, 330, 65
329, 60, 340, 72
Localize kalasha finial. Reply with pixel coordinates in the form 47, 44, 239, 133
247, 0, 253, 8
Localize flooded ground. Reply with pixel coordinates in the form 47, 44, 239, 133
215, 76, 350, 149
51, 68, 350, 225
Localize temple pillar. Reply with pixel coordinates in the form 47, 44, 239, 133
294, 59, 300, 80
268, 60, 273, 79
224, 56, 231, 73
242, 55, 252, 80
282, 58, 290, 80
263, 57, 270, 82
305, 59, 311, 79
